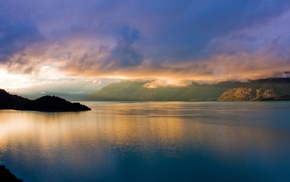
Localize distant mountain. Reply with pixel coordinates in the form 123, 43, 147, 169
84, 81, 233, 101
218, 78, 290, 101
0, 89, 91, 112
84, 78, 290, 101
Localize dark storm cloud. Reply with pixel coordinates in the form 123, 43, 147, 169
0, 19, 43, 61
139, 0, 290, 61
1, 0, 290, 79
103, 26, 143, 69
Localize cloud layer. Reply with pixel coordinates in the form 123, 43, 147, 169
1, 0, 290, 82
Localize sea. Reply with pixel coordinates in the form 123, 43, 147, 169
1, 101, 290, 182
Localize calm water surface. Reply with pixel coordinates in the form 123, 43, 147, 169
1, 102, 290, 181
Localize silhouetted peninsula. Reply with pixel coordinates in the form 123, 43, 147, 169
0, 89, 90, 112
0, 166, 22, 182
0, 89, 29, 109
17, 95, 91, 112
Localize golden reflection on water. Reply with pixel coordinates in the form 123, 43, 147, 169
0, 102, 285, 160
0, 110, 185, 150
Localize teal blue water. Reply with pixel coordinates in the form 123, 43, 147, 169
1, 102, 290, 181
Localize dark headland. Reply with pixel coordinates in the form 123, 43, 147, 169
0, 166, 22, 182
0, 89, 90, 112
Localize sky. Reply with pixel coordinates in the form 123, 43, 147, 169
1, 0, 290, 97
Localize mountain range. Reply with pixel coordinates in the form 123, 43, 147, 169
2, 78, 290, 104
84, 78, 290, 101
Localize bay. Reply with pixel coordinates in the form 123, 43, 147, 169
1, 102, 290, 181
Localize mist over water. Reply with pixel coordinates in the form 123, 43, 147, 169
1, 102, 290, 181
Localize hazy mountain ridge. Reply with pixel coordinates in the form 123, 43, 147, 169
85, 78, 290, 101
84, 81, 233, 101
0, 90, 90, 111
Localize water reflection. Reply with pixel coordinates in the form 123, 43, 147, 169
0, 102, 290, 181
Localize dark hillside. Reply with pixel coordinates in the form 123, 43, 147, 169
17, 95, 91, 112
0, 166, 22, 182
0, 89, 29, 109
84, 78, 290, 101
0, 89, 91, 112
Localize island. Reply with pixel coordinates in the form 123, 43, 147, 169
0, 89, 91, 112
